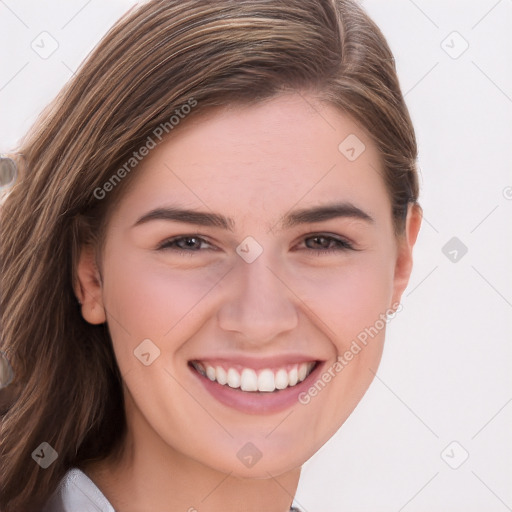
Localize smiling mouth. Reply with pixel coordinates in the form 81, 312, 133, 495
189, 360, 319, 393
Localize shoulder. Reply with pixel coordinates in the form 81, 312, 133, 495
41, 467, 115, 512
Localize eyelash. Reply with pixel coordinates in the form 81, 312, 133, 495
156, 234, 355, 256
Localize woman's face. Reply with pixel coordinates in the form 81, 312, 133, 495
78, 93, 420, 477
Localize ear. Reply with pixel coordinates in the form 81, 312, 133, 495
391, 203, 422, 307
74, 245, 107, 325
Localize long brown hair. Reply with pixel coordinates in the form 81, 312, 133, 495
0, 0, 419, 509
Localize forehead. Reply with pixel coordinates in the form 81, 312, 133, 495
110, 93, 390, 230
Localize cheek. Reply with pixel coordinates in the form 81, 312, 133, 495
100, 249, 227, 366
296, 254, 395, 349
292, 257, 395, 436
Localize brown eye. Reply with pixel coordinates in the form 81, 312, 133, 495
302, 234, 354, 253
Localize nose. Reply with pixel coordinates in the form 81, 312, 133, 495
216, 256, 299, 345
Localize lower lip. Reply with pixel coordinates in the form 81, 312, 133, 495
189, 361, 325, 415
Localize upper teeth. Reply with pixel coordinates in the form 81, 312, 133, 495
192, 361, 316, 392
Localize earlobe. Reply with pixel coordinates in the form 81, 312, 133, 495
74, 245, 107, 325
391, 203, 423, 305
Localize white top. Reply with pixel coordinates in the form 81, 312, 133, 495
41, 468, 115, 512
42, 468, 303, 511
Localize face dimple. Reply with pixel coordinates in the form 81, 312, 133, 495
95, 91, 402, 477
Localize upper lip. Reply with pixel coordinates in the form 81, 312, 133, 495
189, 354, 324, 371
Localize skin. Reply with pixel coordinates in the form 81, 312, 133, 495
76, 92, 422, 512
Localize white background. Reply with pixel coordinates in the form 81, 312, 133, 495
1, 1, 511, 511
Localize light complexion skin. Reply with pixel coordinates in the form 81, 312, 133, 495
76, 92, 421, 512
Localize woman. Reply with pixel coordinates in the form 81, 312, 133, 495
0, 0, 422, 510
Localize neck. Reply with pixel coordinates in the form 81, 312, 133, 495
84, 391, 301, 512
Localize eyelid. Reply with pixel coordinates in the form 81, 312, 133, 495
156, 234, 217, 251
156, 232, 358, 253
295, 233, 356, 251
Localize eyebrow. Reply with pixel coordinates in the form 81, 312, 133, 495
281, 203, 374, 229
132, 202, 374, 231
